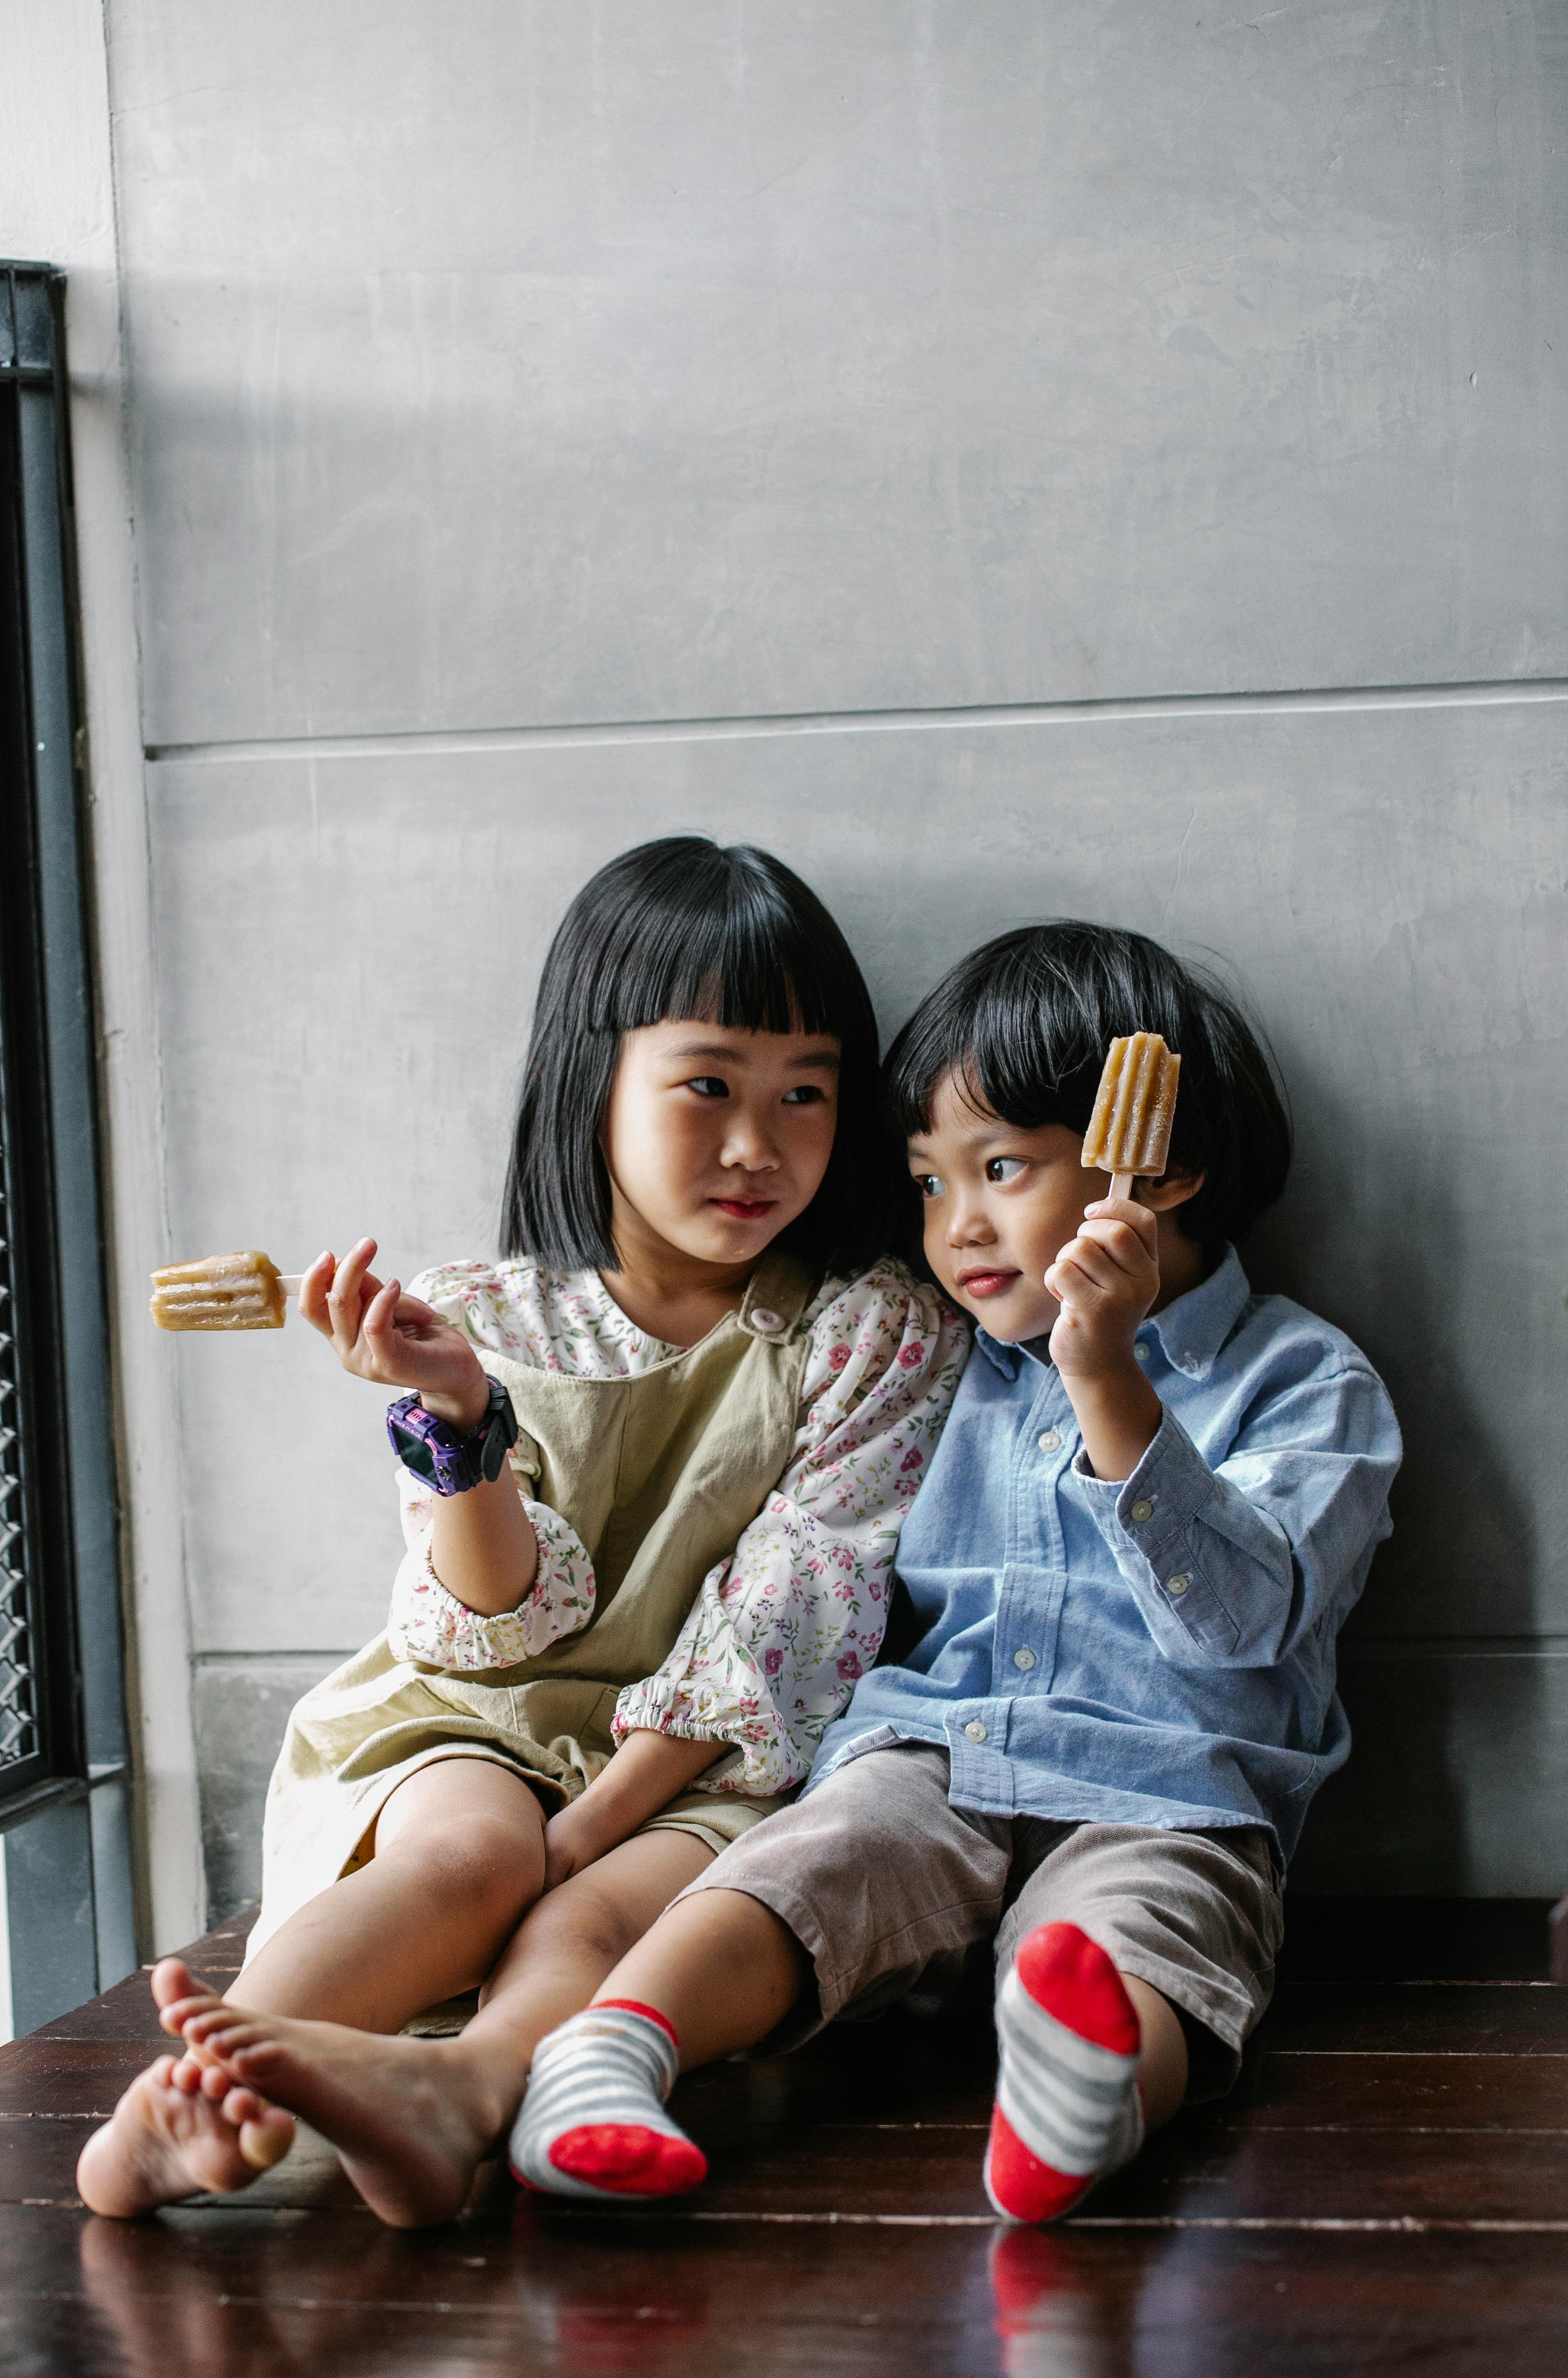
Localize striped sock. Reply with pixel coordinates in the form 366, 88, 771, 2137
985, 1923, 1144, 2223
508, 2000, 707, 2202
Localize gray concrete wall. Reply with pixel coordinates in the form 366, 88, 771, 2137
99, 0, 1568, 1913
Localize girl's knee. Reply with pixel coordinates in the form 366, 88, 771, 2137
401, 1811, 541, 1922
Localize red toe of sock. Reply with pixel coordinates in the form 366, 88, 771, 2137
1013, 1922, 1140, 2056
548, 2122, 708, 2197
984, 2104, 1095, 2225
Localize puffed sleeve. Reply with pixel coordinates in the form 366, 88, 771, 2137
611, 1260, 970, 1794
384, 1262, 597, 1671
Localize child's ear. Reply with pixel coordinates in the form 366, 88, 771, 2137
1138, 1168, 1206, 1213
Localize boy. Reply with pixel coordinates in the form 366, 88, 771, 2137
490, 923, 1396, 2218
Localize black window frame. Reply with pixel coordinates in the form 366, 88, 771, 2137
0, 261, 134, 2013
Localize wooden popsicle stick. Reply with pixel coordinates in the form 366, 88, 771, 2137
1109, 1172, 1134, 1201
278, 1275, 303, 1296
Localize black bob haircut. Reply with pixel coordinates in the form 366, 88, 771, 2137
885, 921, 1291, 1251
502, 837, 902, 1274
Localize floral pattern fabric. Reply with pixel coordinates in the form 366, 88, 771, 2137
386, 1258, 969, 1795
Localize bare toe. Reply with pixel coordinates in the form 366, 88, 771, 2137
76, 2056, 293, 2217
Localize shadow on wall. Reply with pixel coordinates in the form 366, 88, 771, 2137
1246, 1052, 1541, 1893
192, 1656, 348, 1919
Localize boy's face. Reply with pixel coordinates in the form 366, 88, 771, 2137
909, 1068, 1205, 1344
908, 1073, 1108, 1342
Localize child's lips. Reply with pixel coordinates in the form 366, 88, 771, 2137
712, 1197, 776, 1221
957, 1268, 1020, 1299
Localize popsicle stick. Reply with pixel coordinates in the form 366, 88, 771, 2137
1109, 1172, 1134, 1201
278, 1275, 303, 1296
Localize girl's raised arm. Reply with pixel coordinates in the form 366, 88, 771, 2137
301, 1239, 542, 1620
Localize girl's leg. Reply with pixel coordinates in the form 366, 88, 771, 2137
120, 1829, 717, 2230
77, 1759, 545, 2220
237, 1757, 549, 2027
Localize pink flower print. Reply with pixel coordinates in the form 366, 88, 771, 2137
763, 1647, 784, 1677
897, 1343, 924, 1369
828, 1344, 852, 1372
836, 1650, 863, 1681
900, 1448, 923, 1474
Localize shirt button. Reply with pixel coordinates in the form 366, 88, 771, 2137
964, 1720, 988, 1742
1037, 1430, 1061, 1453
1168, 1574, 1191, 1598
1134, 1341, 1151, 1363
1129, 1499, 1154, 1525
1013, 1648, 1037, 1671
750, 1308, 783, 1334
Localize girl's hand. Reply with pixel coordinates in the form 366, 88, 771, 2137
299, 1238, 490, 1428
1045, 1196, 1161, 1383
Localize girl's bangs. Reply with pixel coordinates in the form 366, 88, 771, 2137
596, 894, 839, 1041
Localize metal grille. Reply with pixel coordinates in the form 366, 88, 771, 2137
0, 1129, 41, 1776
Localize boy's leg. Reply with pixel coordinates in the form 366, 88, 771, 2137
117, 1828, 717, 2229
984, 1823, 1281, 2222
513, 1743, 1011, 2199
77, 1758, 546, 2220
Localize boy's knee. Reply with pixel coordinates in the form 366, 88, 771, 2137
525, 1874, 644, 1968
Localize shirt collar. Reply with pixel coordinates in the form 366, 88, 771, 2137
972, 1244, 1250, 1386
1143, 1244, 1250, 1380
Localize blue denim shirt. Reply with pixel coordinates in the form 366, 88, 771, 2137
808, 1248, 1401, 1866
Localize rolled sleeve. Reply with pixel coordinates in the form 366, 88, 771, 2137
388, 1486, 597, 1670
1074, 1367, 1400, 1669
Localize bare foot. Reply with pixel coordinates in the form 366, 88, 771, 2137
77, 1962, 294, 2217
174, 1995, 503, 2228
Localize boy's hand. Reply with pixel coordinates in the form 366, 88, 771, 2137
1045, 1196, 1165, 1482
299, 1238, 490, 1428
1045, 1196, 1161, 1380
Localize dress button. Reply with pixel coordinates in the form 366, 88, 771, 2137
1129, 1499, 1154, 1525
964, 1720, 988, 1743
750, 1308, 783, 1334
1167, 1574, 1191, 1598
1013, 1647, 1037, 1671
1037, 1430, 1061, 1453
1134, 1341, 1151, 1363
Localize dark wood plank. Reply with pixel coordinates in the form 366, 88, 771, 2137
4, 2205, 1568, 2378
1092, 2112, 1568, 2225
1231, 2050, 1568, 2129
1261, 1981, 1568, 2055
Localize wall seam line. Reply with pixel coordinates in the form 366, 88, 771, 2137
144, 674, 1568, 767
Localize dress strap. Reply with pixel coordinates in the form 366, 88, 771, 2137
739, 1247, 819, 1342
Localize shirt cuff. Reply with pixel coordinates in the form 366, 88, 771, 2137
1073, 1409, 1239, 1656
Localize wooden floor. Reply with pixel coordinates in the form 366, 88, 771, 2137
0, 1900, 1565, 2374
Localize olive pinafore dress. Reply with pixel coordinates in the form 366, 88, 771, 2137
249, 1252, 817, 1958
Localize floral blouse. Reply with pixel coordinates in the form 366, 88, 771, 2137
386, 1258, 969, 1797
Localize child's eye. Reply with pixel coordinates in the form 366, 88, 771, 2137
985, 1157, 1028, 1184
782, 1084, 827, 1105
687, 1076, 730, 1098
912, 1173, 944, 1200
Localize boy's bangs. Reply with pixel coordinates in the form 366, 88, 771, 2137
890, 952, 1104, 1138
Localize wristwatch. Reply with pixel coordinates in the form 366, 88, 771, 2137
385, 1377, 519, 1496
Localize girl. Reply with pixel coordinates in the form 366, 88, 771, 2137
79, 836, 968, 2227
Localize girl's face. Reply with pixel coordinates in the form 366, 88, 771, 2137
601, 1020, 841, 1274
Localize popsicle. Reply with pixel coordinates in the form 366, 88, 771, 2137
149, 1251, 302, 1332
1081, 1033, 1182, 1200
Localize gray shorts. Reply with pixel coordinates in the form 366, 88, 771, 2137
678, 1739, 1284, 2099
